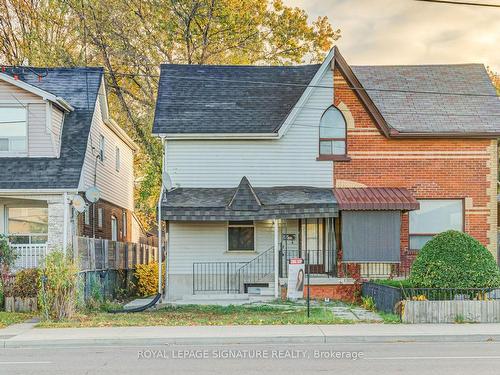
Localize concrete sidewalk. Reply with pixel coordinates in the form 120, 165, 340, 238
2, 323, 500, 348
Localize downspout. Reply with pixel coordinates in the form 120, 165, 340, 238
63, 192, 68, 255
157, 136, 166, 299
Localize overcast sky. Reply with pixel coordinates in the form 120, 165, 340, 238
285, 0, 500, 71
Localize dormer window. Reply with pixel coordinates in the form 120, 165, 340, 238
0, 107, 27, 153
319, 106, 347, 157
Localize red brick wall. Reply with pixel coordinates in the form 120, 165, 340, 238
78, 197, 132, 242
304, 284, 361, 303
332, 68, 497, 262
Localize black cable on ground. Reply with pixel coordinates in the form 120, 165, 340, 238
108, 293, 162, 314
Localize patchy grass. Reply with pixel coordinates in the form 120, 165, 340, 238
37, 304, 356, 328
0, 312, 32, 328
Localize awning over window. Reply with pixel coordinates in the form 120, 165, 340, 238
334, 187, 419, 211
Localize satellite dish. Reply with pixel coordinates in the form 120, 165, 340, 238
72, 195, 87, 213
85, 186, 101, 203
162, 172, 173, 191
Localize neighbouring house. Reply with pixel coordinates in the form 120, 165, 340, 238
152, 47, 500, 302
0, 66, 138, 270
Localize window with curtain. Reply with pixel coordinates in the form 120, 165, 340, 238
7, 207, 48, 244
409, 199, 463, 251
227, 221, 255, 251
0, 107, 27, 153
319, 106, 347, 156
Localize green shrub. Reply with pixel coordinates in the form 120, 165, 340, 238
409, 230, 500, 288
11, 269, 40, 298
39, 250, 79, 321
0, 235, 16, 282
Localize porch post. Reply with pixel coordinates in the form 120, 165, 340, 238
273, 219, 279, 299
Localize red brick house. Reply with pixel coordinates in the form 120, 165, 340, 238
152, 47, 500, 302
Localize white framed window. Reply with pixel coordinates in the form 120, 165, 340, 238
0, 107, 27, 153
409, 199, 464, 251
227, 221, 255, 252
122, 211, 127, 237
7, 206, 48, 244
97, 207, 103, 228
319, 106, 347, 156
115, 147, 120, 171
84, 208, 90, 225
111, 216, 118, 241
99, 135, 105, 161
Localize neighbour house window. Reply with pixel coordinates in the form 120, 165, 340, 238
115, 147, 120, 171
99, 135, 105, 161
111, 216, 118, 241
7, 207, 48, 244
0, 107, 27, 153
319, 106, 347, 156
409, 199, 463, 251
122, 211, 127, 237
227, 221, 255, 252
84, 208, 90, 225
97, 207, 103, 228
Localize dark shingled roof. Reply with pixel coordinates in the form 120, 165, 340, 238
351, 64, 500, 135
152, 64, 321, 134
162, 177, 338, 221
0, 67, 103, 189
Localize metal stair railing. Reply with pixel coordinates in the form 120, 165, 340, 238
236, 246, 275, 292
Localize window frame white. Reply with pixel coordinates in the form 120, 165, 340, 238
409, 198, 464, 251
226, 220, 256, 252
97, 207, 103, 228
115, 146, 120, 172
318, 105, 347, 157
0, 105, 28, 155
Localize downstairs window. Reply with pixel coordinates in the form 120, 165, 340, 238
409, 199, 463, 251
227, 221, 255, 252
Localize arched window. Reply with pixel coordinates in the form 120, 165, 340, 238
319, 106, 347, 156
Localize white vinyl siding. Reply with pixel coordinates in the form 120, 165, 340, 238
0, 80, 66, 157
168, 221, 275, 275
78, 88, 135, 210
165, 69, 334, 188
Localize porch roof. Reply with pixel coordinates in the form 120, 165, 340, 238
161, 177, 338, 221
333, 187, 419, 211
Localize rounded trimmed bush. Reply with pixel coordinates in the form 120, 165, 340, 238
409, 230, 500, 288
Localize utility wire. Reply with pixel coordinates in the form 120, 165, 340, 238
414, 0, 500, 8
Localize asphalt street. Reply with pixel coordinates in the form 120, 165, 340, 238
1, 341, 500, 374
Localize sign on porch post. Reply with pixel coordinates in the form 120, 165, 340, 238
287, 258, 305, 300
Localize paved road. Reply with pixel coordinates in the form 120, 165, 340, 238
2, 341, 500, 374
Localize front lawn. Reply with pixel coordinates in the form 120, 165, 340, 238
0, 312, 32, 328
37, 304, 360, 328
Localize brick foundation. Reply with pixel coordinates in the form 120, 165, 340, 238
304, 283, 361, 303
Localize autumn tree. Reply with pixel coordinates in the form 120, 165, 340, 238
0, 0, 340, 229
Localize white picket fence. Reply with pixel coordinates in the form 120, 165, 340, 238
11, 243, 48, 271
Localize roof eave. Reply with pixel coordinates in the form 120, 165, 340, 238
333, 47, 392, 138
390, 130, 500, 139
153, 132, 280, 140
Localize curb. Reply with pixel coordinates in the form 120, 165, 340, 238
2, 334, 499, 348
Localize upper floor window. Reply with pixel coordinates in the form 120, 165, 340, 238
0, 107, 27, 153
115, 147, 120, 171
319, 106, 346, 156
99, 135, 105, 161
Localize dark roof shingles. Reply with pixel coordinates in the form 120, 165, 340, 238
0, 67, 103, 189
152, 64, 320, 134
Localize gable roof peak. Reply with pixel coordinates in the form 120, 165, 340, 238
227, 176, 262, 211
